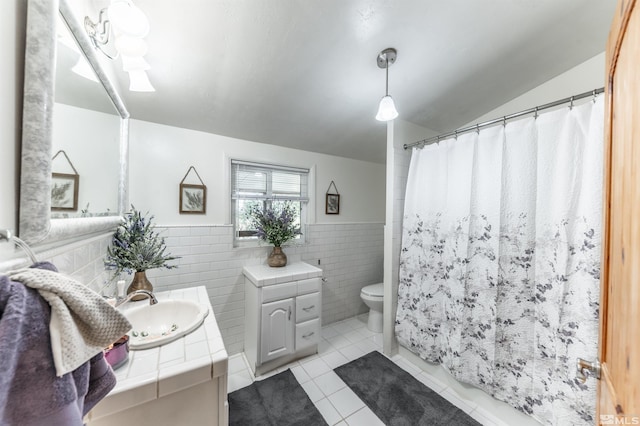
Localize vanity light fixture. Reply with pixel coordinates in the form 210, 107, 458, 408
84, 0, 155, 92
375, 47, 399, 121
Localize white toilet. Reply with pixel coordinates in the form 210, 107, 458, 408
360, 283, 384, 332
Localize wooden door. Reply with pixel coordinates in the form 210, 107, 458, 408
260, 298, 294, 363
597, 0, 640, 422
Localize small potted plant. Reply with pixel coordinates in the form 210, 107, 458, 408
105, 206, 178, 299
246, 202, 301, 267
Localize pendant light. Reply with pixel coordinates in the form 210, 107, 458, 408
375, 48, 399, 121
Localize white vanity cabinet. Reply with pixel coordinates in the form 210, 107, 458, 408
243, 262, 323, 376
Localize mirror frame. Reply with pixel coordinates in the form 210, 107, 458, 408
20, 0, 129, 246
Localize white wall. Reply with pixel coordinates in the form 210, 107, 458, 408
52, 103, 121, 215
383, 119, 438, 355
127, 119, 387, 354
467, 52, 605, 125
129, 119, 385, 226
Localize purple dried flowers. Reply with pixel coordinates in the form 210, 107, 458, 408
105, 206, 179, 274
247, 202, 301, 247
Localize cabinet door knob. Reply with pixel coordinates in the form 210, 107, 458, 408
302, 332, 315, 339
288, 306, 291, 320
302, 305, 315, 312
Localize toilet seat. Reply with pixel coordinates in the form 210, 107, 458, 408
361, 283, 384, 298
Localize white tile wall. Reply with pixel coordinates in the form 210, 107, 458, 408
0, 233, 115, 294
0, 223, 383, 357
146, 223, 384, 355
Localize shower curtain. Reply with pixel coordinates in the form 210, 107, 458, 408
396, 97, 604, 425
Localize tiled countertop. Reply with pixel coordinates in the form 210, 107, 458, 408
243, 261, 323, 287
89, 286, 228, 419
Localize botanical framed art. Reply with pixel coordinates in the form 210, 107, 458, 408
180, 183, 207, 214
326, 193, 340, 214
325, 180, 340, 215
51, 172, 79, 211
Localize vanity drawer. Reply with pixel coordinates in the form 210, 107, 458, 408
295, 318, 320, 350
262, 282, 297, 303
297, 277, 321, 295
296, 292, 319, 323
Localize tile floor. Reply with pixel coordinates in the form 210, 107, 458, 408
227, 314, 524, 426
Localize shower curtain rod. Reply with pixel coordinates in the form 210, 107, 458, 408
404, 87, 605, 150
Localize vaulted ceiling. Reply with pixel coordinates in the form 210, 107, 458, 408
83, 0, 616, 163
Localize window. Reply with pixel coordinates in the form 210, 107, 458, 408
231, 160, 309, 244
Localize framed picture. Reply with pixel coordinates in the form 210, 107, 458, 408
326, 193, 340, 215
180, 183, 207, 214
51, 172, 79, 211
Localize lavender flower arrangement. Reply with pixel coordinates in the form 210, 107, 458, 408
105, 206, 179, 275
247, 202, 301, 247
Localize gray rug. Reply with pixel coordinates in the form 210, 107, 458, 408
335, 351, 481, 426
228, 369, 327, 426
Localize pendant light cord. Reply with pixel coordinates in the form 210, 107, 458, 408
385, 57, 390, 96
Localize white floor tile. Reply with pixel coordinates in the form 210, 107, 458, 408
345, 406, 385, 426
321, 350, 350, 369
339, 344, 367, 362
290, 364, 312, 384
301, 357, 332, 378
327, 387, 366, 418
317, 338, 334, 354
232, 314, 533, 426
315, 398, 343, 426
300, 379, 325, 403
321, 326, 340, 339
332, 321, 355, 334
343, 329, 366, 343
342, 317, 364, 330
393, 357, 422, 376
353, 338, 377, 354
313, 371, 347, 396
326, 334, 352, 349
227, 354, 248, 374
228, 370, 253, 393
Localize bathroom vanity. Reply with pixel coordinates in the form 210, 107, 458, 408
243, 262, 323, 376
85, 286, 228, 426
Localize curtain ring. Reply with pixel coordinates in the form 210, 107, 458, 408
454, 130, 459, 140
534, 107, 539, 120
502, 116, 507, 127
593, 89, 597, 103
476, 124, 480, 134
569, 96, 574, 110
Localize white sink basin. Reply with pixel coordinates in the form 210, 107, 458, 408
124, 299, 209, 350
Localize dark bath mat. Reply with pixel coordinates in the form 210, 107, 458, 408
228, 369, 327, 426
335, 351, 481, 426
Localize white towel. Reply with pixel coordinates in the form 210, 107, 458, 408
8, 268, 131, 377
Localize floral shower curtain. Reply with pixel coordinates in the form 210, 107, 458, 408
396, 96, 604, 425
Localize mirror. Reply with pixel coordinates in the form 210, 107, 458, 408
52, 13, 121, 217
20, 0, 129, 245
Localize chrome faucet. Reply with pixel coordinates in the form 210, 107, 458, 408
115, 290, 158, 307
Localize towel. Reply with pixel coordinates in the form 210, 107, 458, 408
8, 264, 131, 376
0, 272, 116, 425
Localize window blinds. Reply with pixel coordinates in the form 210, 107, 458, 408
231, 160, 309, 201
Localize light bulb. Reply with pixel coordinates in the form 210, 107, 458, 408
128, 70, 155, 92
108, 1, 150, 37
122, 55, 150, 71
115, 35, 148, 57
375, 95, 399, 121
